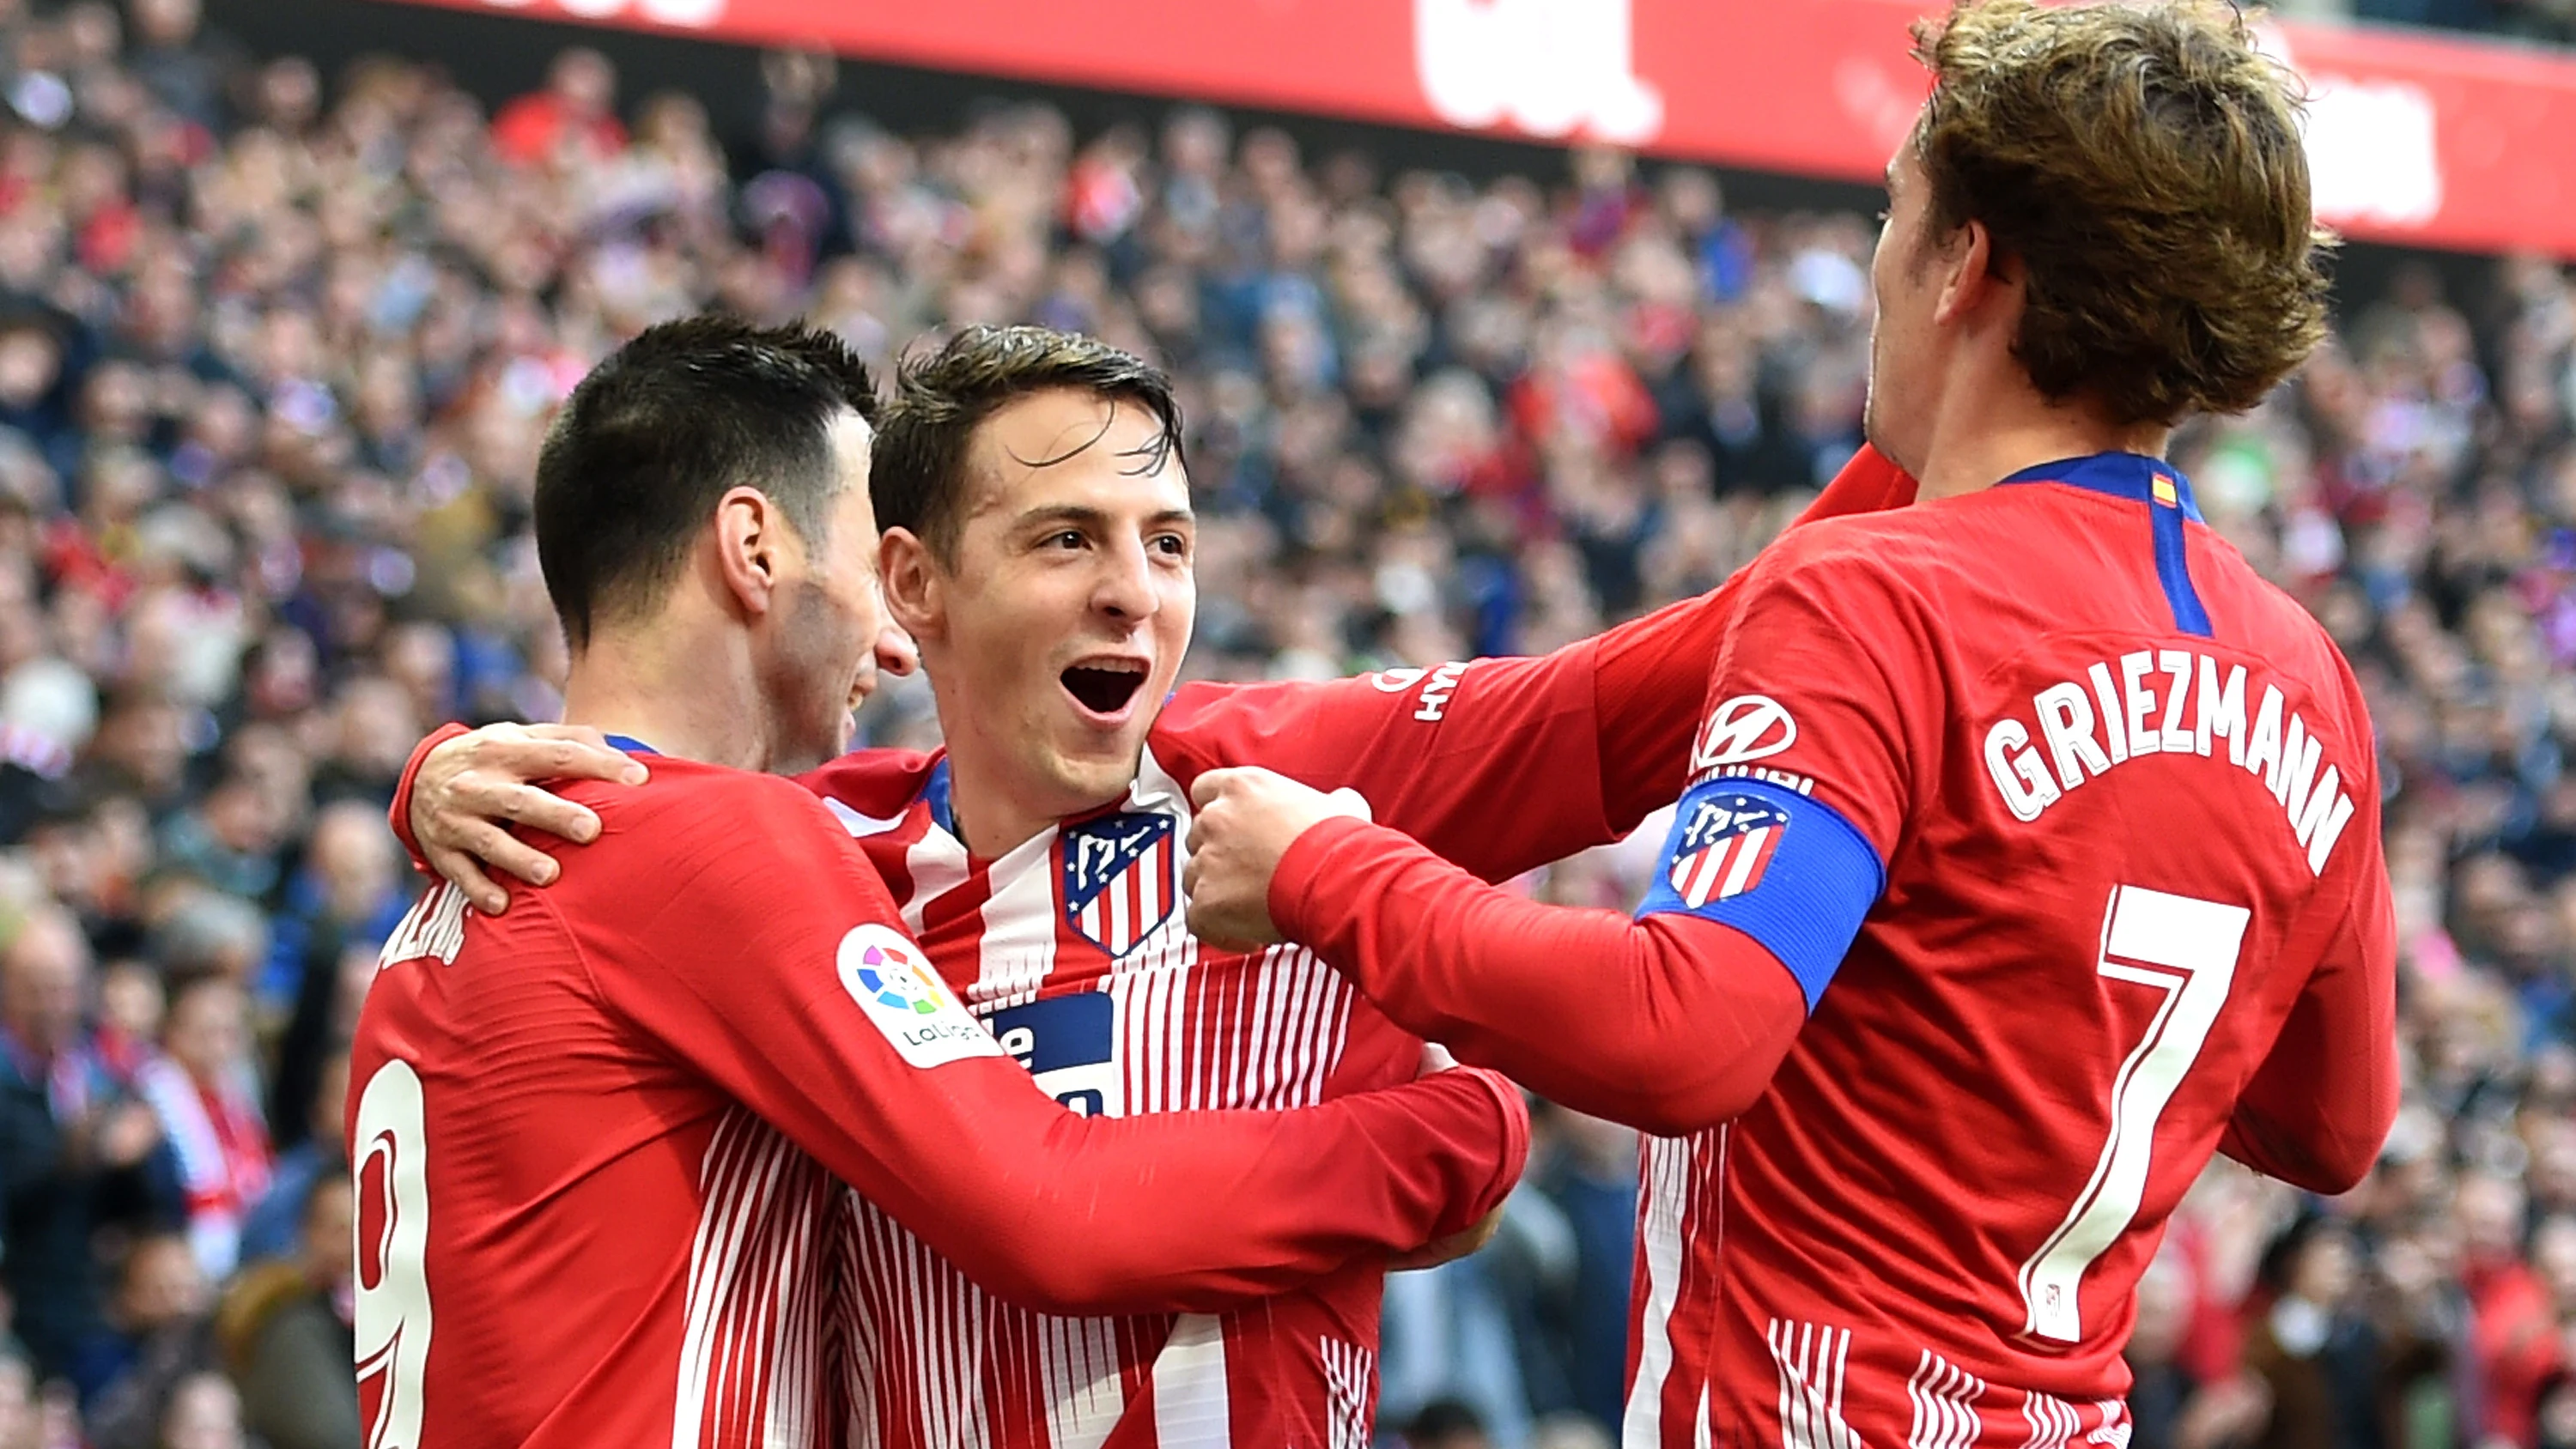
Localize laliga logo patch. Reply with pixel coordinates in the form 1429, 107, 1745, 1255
1692, 694, 1797, 770
836, 924, 1002, 1069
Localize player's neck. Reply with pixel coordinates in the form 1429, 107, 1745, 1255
938, 744, 1121, 861
1911, 378, 2171, 503
561, 622, 775, 773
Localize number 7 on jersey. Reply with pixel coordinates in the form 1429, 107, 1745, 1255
2020, 884, 2251, 1343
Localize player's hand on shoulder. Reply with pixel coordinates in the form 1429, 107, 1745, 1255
415, 723, 647, 915
1182, 766, 1365, 951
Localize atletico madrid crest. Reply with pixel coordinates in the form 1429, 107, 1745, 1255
1666, 792, 1789, 908
1061, 811, 1179, 957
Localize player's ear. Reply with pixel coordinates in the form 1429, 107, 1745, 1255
878, 526, 946, 644
1935, 219, 2010, 329
712, 486, 781, 620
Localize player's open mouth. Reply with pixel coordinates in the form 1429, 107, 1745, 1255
1060, 658, 1149, 720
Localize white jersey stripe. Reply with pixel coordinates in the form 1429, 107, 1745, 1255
1767, 1319, 1860, 1449
1623, 1133, 1693, 1449
671, 1112, 830, 1449
2021, 1392, 2081, 1449
900, 826, 971, 940
1721, 827, 1772, 896
1137, 840, 1162, 946
2088, 1400, 2132, 1449
1684, 837, 1729, 906
1039, 1313, 1122, 1449
975, 829, 1062, 1008
1907, 1349, 1988, 1449
1321, 1339, 1374, 1449
1150, 1314, 1230, 1448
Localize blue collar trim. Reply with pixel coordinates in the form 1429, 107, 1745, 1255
1996, 452, 2204, 524
1995, 452, 2212, 639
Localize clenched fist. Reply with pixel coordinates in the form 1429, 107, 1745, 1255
1182, 767, 1370, 951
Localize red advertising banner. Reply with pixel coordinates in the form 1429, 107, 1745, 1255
404, 0, 2576, 258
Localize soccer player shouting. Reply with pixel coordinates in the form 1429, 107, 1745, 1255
1182, 3, 2399, 1446
345, 318, 1533, 1449
397, 326, 1916, 1447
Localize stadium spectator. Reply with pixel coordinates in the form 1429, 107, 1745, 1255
219, 1174, 355, 1449
0, 903, 169, 1383
234, 1046, 340, 1263
133, 972, 267, 1281
74, 1231, 212, 1449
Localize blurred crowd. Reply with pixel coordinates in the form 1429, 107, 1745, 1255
0, 2, 2564, 1447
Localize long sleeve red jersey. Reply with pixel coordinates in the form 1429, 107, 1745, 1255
1264, 452, 2399, 1449
348, 754, 1527, 1449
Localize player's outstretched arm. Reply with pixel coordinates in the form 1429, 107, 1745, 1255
1184, 767, 1836, 1137
583, 773, 1529, 1318
2216, 832, 2399, 1193
1149, 446, 1916, 886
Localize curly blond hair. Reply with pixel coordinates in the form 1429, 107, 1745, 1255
1910, 0, 2334, 426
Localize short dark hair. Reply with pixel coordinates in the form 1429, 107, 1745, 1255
533, 315, 878, 649
872, 324, 1183, 566
1910, 0, 2330, 427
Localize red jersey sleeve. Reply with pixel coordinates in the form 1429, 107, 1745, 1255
1261, 530, 1917, 1135
2216, 751, 2399, 1192
555, 767, 1528, 1316
1153, 446, 1917, 882
387, 722, 472, 875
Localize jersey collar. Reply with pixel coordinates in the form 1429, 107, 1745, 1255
603, 734, 659, 755
1995, 452, 2203, 523
922, 756, 957, 837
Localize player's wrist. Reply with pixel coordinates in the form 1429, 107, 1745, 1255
1267, 812, 1382, 944
392, 721, 476, 871
1434, 1066, 1531, 1236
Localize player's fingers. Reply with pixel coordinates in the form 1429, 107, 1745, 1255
451, 776, 591, 844
493, 780, 604, 845
459, 819, 563, 888
489, 733, 646, 788
519, 723, 612, 744
1188, 767, 1248, 810
425, 846, 513, 916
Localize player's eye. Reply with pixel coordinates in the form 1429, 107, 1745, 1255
1042, 530, 1085, 550
1150, 533, 1190, 558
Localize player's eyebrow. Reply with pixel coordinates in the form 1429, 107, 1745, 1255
1012, 503, 1196, 535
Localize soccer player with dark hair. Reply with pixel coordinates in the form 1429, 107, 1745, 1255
1182, 3, 2397, 1444
344, 315, 1534, 1449
394, 320, 1916, 1446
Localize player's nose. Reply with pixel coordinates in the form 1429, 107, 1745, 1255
1091, 537, 1159, 622
873, 622, 919, 678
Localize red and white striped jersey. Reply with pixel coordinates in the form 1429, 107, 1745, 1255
799, 668, 1624, 1448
